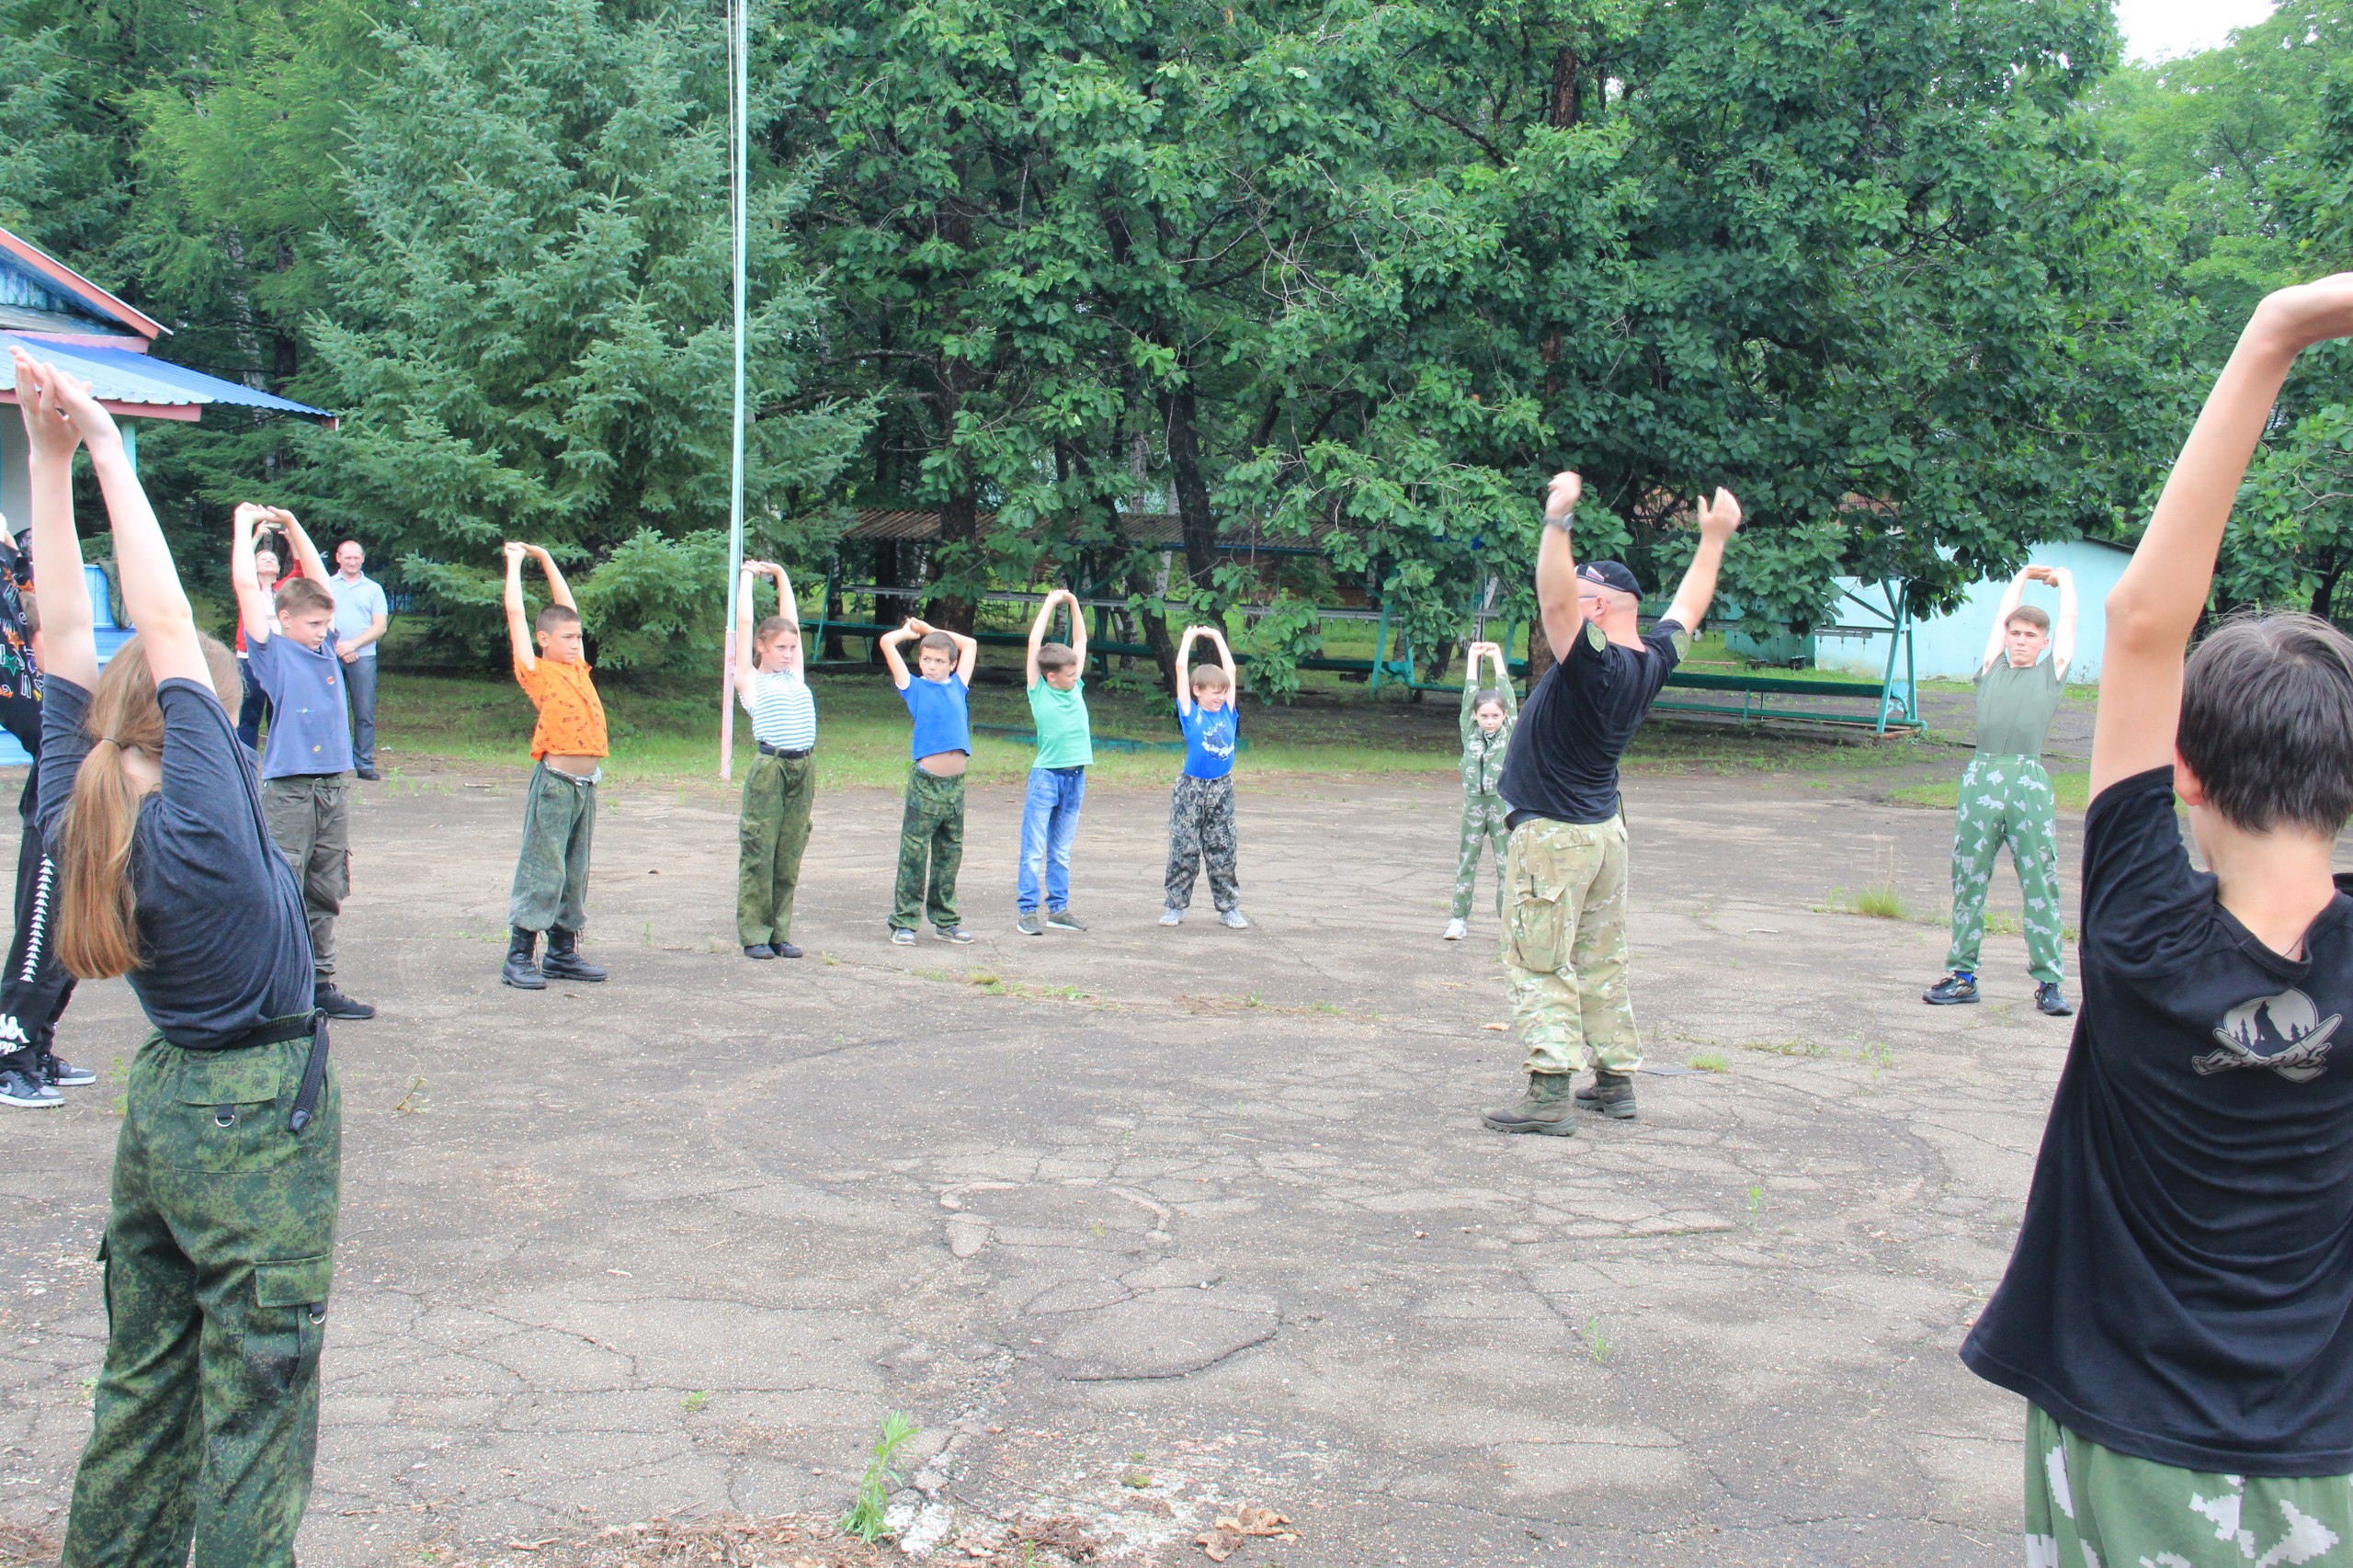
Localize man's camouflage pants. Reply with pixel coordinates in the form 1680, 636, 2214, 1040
64, 1028, 341, 1568
1165, 774, 1239, 913
1946, 753, 2063, 983
2024, 1403, 2353, 1568
1452, 790, 1508, 922
890, 767, 964, 931
1502, 815, 1640, 1075
738, 752, 814, 947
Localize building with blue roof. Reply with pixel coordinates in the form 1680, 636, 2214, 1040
0, 225, 338, 761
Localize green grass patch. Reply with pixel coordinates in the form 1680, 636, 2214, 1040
1892, 769, 2092, 813
1687, 1051, 1729, 1073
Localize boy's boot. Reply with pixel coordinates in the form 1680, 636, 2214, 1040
541, 926, 608, 983
502, 926, 546, 991
1482, 1073, 1578, 1136
1575, 1068, 1638, 1119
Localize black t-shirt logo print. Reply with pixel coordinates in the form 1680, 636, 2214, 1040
2193, 989, 2342, 1083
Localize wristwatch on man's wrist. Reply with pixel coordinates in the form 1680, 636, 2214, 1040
1544, 508, 1574, 533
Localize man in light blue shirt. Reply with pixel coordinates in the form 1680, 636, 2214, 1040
328, 538, 390, 779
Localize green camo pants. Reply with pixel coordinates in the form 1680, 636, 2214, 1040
65, 1028, 341, 1568
1502, 815, 1640, 1075
508, 761, 596, 935
1452, 790, 1508, 922
890, 767, 964, 931
259, 774, 348, 979
2024, 1403, 2353, 1567
1947, 753, 2063, 983
738, 753, 814, 947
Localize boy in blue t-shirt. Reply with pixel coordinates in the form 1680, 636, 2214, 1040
1162, 623, 1245, 928
880, 616, 979, 945
232, 503, 375, 1020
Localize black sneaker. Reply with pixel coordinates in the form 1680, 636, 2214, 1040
2037, 982, 2075, 1017
40, 1051, 94, 1086
1923, 972, 1979, 1006
744, 943, 777, 960
314, 983, 376, 1020
355, 765, 383, 781
775, 941, 803, 960
1046, 908, 1086, 932
0, 1065, 59, 1108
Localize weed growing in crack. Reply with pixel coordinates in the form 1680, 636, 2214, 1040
681, 1390, 709, 1414
1747, 1185, 1766, 1223
840, 1410, 920, 1542
1688, 1052, 1729, 1073
1580, 1317, 1611, 1364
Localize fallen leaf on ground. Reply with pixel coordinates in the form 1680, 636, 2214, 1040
1197, 1506, 1296, 1560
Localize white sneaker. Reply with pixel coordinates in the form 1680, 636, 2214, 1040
1219, 909, 1250, 930
1159, 907, 1184, 926
1444, 918, 1467, 941
890, 927, 916, 947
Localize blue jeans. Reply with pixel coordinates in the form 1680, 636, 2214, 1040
343, 653, 378, 768
1017, 766, 1086, 913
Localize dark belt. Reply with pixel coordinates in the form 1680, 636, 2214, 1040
213, 1010, 332, 1133
757, 742, 813, 760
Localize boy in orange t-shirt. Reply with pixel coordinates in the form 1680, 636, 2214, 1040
500, 541, 610, 989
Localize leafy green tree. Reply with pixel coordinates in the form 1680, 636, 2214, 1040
298, 0, 866, 671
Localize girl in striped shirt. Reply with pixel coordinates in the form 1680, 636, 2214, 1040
733, 561, 816, 959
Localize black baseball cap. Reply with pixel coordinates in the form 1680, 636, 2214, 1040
1578, 561, 1643, 598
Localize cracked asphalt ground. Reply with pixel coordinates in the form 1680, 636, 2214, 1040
0, 722, 2147, 1566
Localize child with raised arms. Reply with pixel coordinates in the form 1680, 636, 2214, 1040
880, 617, 979, 945
1017, 587, 1092, 936
233, 503, 375, 1021
499, 541, 611, 989
1447, 639, 1517, 941
1961, 276, 2353, 1562
1162, 623, 1246, 928
13, 347, 340, 1564
733, 559, 815, 960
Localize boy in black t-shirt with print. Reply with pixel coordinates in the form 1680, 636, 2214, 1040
1961, 276, 2353, 1562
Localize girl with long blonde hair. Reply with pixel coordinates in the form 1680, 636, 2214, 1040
13, 347, 337, 1568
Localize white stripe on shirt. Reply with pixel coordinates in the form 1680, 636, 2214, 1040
740, 668, 816, 750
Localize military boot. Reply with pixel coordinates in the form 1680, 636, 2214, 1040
541, 926, 608, 983
501, 926, 545, 990
1575, 1068, 1638, 1119
1482, 1073, 1578, 1136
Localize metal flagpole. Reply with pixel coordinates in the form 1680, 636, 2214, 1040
719, 0, 750, 779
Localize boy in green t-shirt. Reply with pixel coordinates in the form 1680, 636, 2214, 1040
1017, 588, 1093, 936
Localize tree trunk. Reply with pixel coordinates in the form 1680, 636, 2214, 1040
1127, 560, 1178, 691
931, 483, 981, 635
1161, 384, 1219, 593
1549, 49, 1582, 130
2314, 547, 2345, 626
1526, 618, 1557, 685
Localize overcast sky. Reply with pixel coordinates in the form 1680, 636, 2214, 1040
2115, 0, 2278, 60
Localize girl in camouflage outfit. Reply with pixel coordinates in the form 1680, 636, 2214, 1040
1447, 640, 1517, 939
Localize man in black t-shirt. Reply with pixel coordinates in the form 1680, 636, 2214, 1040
1961, 276, 2353, 1560
1483, 471, 1743, 1135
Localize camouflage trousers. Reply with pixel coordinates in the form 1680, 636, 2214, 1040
738, 752, 814, 947
65, 1028, 341, 1568
508, 761, 596, 935
1451, 790, 1508, 922
1947, 753, 2063, 983
2024, 1403, 2353, 1567
1501, 815, 1640, 1075
1165, 774, 1239, 913
890, 767, 964, 931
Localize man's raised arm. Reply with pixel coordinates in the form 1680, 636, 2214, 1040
1662, 488, 1744, 632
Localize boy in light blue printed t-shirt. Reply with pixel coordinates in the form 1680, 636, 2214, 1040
880, 616, 979, 945
232, 503, 375, 1021
1162, 623, 1245, 928
1017, 587, 1092, 936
